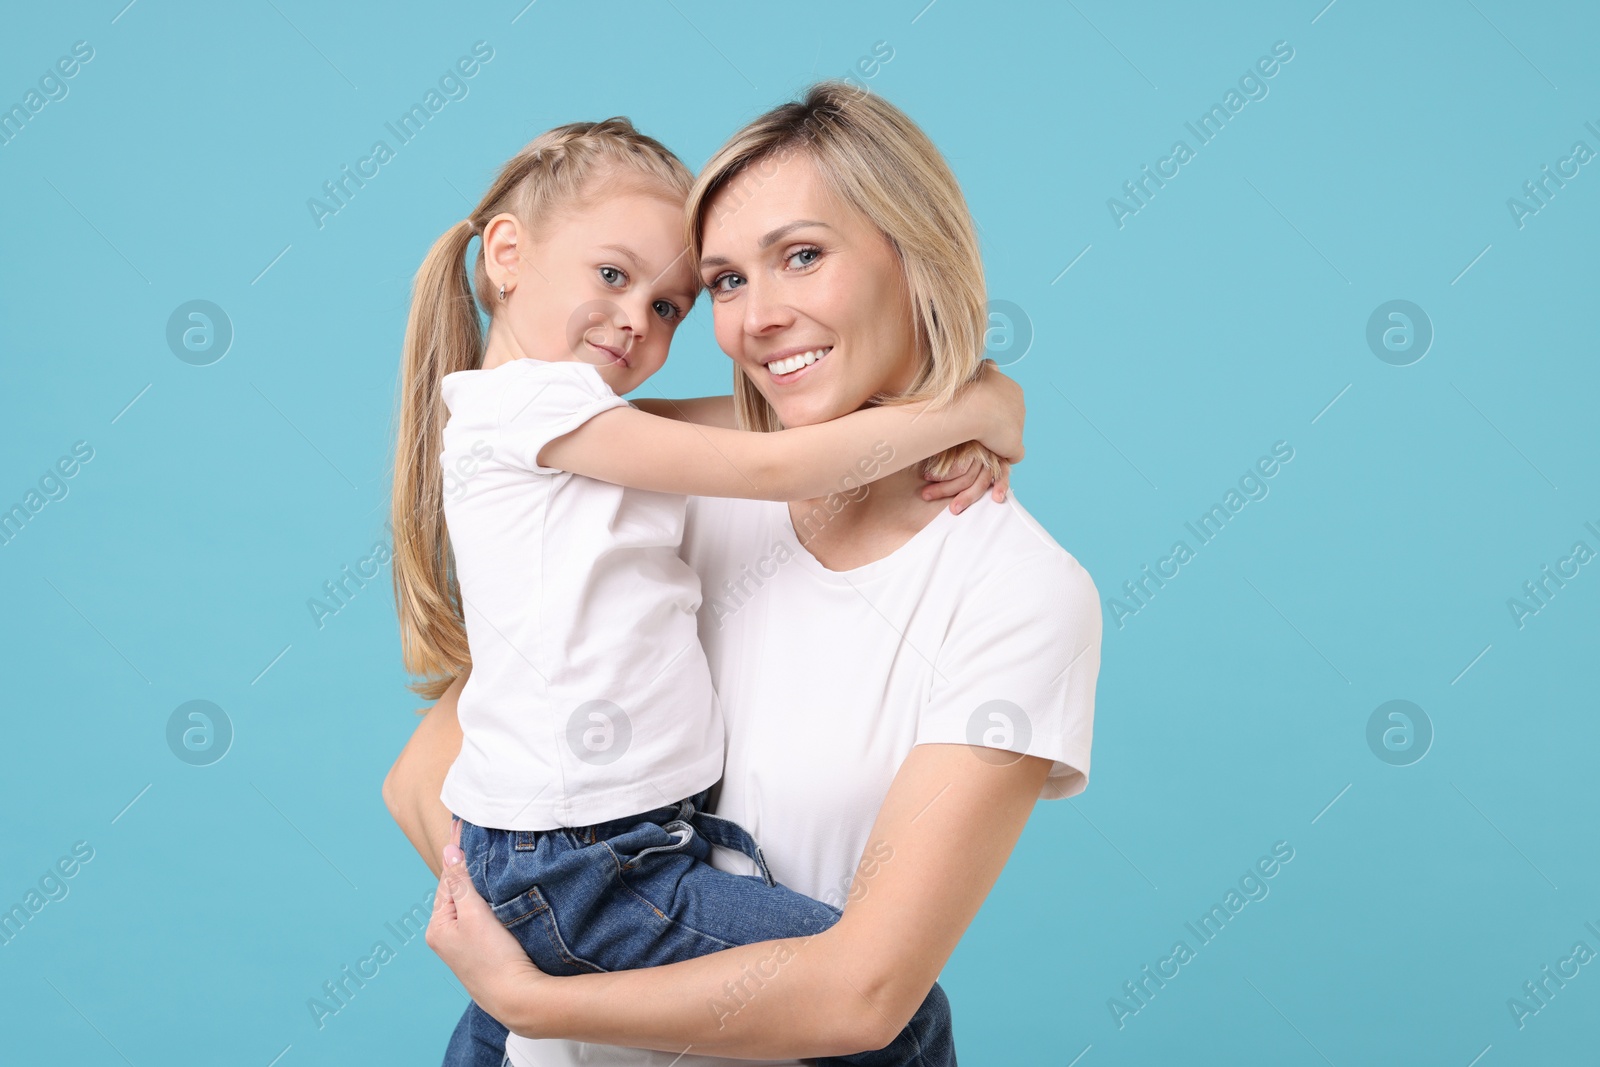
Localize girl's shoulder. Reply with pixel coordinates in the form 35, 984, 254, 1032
444, 356, 607, 393
442, 358, 618, 423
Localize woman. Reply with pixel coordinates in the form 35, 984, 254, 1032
385, 81, 1102, 1064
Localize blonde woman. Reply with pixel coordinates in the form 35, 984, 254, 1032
387, 81, 1102, 1066
390, 114, 1024, 1066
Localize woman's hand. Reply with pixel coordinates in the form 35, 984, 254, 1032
425, 823, 547, 1038
920, 443, 1011, 514
965, 359, 1025, 464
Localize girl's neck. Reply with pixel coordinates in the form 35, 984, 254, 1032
480, 318, 579, 372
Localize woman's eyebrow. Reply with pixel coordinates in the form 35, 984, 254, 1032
758, 220, 831, 248
697, 220, 832, 271
700, 219, 834, 270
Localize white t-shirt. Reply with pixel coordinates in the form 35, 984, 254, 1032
438, 358, 724, 831
506, 491, 1101, 1067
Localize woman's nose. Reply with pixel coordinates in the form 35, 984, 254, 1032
742, 278, 792, 336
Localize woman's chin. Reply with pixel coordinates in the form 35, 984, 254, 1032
766, 387, 874, 430
771, 398, 838, 430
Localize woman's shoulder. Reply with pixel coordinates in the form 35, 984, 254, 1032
683, 493, 768, 530
681, 495, 775, 566
941, 493, 1098, 606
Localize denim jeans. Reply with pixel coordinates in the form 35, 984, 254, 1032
442, 789, 955, 1066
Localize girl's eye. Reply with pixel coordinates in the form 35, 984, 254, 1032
709, 272, 745, 295
785, 246, 821, 270
599, 266, 626, 287
652, 300, 682, 322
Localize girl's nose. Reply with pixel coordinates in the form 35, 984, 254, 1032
619, 315, 641, 346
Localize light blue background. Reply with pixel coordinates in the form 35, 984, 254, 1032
2, 1, 1596, 1064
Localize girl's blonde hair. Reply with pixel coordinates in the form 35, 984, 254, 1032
685, 81, 994, 482
392, 118, 692, 700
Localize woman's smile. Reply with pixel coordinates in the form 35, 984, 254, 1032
761, 345, 832, 382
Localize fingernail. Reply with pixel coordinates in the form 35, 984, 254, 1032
444, 845, 465, 867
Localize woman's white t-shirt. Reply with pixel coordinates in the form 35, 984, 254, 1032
505, 491, 1101, 1067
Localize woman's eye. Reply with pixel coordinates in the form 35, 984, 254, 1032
652, 300, 681, 321
785, 246, 821, 269
599, 266, 626, 287
709, 272, 745, 295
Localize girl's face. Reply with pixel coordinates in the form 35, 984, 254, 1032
697, 155, 921, 429
491, 184, 699, 395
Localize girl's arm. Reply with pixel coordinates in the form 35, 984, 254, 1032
538, 363, 1023, 502
629, 396, 1014, 510
628, 395, 736, 428
429, 744, 1053, 1058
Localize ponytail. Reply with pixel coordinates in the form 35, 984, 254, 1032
390, 118, 693, 702
392, 219, 480, 699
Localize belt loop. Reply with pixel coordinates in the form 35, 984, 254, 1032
749, 840, 776, 889
690, 810, 777, 888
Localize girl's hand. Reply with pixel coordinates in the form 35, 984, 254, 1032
965, 359, 1025, 464
920, 444, 1011, 514
426, 823, 547, 1037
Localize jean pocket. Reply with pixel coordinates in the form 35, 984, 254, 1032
490, 884, 607, 976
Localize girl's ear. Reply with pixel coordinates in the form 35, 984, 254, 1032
482, 213, 522, 296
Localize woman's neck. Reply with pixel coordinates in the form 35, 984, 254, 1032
787, 465, 949, 572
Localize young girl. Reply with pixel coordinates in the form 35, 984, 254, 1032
391, 118, 1020, 1066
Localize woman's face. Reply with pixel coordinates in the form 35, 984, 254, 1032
697, 154, 921, 429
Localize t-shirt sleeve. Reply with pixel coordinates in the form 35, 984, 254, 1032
493, 362, 630, 475
915, 551, 1102, 800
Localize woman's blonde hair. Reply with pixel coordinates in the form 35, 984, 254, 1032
685, 81, 994, 481
392, 118, 692, 700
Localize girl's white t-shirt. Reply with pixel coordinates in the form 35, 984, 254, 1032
505, 490, 1102, 1067
438, 358, 724, 832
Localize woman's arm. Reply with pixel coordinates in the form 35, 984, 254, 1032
539, 362, 1023, 502
429, 744, 1053, 1058
628, 395, 737, 428
382, 674, 466, 879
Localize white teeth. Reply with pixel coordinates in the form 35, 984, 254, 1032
766, 348, 829, 376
